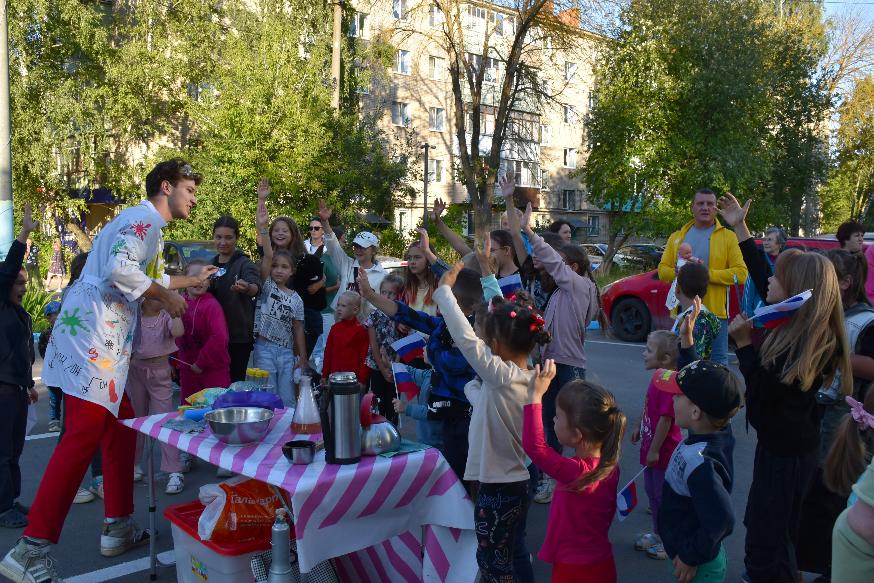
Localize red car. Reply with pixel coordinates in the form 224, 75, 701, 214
601, 237, 845, 342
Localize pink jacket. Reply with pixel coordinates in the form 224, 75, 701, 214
865, 245, 874, 306
176, 293, 230, 372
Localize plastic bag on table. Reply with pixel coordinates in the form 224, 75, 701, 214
198, 476, 291, 543
185, 386, 232, 408
213, 391, 283, 411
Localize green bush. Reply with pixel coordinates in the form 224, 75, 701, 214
22, 285, 55, 333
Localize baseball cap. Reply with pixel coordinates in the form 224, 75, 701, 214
352, 231, 379, 249
44, 301, 62, 317
654, 360, 743, 419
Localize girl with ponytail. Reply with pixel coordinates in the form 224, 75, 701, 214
522, 360, 625, 583
433, 263, 551, 583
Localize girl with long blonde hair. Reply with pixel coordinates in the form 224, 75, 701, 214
719, 194, 852, 583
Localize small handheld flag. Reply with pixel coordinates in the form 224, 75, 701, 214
497, 273, 523, 296
732, 275, 743, 310
390, 333, 426, 363
391, 363, 419, 399
616, 467, 645, 522
749, 289, 812, 329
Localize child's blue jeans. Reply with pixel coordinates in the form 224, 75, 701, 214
253, 338, 296, 407
48, 386, 62, 421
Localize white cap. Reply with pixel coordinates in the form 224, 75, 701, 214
352, 231, 379, 248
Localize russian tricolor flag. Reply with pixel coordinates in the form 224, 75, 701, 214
390, 333, 426, 363
616, 481, 638, 522
391, 363, 419, 399
497, 273, 523, 296
750, 289, 812, 329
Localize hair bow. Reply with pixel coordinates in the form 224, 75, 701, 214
847, 396, 874, 431
529, 313, 545, 333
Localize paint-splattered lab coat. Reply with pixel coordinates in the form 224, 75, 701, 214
44, 200, 170, 417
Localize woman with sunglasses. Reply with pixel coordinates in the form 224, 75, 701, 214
305, 219, 325, 254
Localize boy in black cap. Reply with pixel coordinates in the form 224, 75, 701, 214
652, 360, 743, 583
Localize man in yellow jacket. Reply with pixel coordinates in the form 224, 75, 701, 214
658, 189, 748, 365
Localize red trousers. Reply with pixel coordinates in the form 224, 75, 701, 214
24, 393, 136, 544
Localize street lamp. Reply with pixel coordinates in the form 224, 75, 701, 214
421, 143, 434, 227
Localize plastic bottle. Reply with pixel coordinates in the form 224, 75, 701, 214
291, 374, 321, 434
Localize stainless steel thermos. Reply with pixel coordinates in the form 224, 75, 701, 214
319, 372, 362, 465
267, 509, 292, 583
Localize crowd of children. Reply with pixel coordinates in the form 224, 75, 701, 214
9, 179, 874, 583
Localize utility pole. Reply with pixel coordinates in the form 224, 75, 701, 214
330, 1, 343, 112
420, 144, 432, 227
0, 0, 13, 259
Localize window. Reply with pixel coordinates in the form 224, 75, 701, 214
429, 107, 445, 131
588, 215, 601, 236
428, 159, 444, 183
561, 189, 575, 210
349, 12, 367, 38
428, 55, 445, 80
492, 12, 515, 36
429, 5, 444, 28
565, 62, 577, 81
398, 211, 407, 232
392, 102, 410, 127
396, 50, 411, 74
563, 105, 576, 125
468, 110, 495, 136
467, 5, 487, 29
540, 170, 549, 191
564, 148, 577, 168
539, 124, 551, 146
393, 0, 407, 20
506, 160, 538, 187
588, 90, 598, 111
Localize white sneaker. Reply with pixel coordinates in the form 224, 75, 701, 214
132, 465, 144, 482
647, 543, 668, 560
165, 473, 184, 495
100, 518, 150, 558
634, 533, 660, 551
0, 538, 63, 582
73, 487, 95, 504
533, 476, 555, 504
47, 420, 61, 433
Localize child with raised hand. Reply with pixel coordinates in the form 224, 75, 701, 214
670, 262, 720, 360
719, 193, 853, 583
433, 262, 550, 583
252, 198, 309, 406
654, 361, 743, 583
630, 329, 682, 560
365, 274, 403, 423
519, 202, 600, 504
522, 359, 626, 583
176, 260, 231, 402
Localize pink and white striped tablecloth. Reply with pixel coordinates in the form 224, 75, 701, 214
122, 409, 477, 582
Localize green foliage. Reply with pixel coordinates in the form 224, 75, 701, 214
22, 286, 55, 333
582, 0, 830, 239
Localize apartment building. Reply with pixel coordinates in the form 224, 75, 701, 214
351, 0, 607, 240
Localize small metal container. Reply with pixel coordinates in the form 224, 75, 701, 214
283, 440, 315, 465
204, 407, 274, 445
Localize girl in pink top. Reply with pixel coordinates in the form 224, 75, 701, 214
176, 260, 231, 401
522, 359, 626, 583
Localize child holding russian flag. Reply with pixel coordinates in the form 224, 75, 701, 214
718, 193, 853, 583
522, 359, 626, 583
364, 273, 404, 423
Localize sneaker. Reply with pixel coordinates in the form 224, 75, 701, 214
646, 543, 668, 560
73, 487, 95, 504
634, 533, 661, 551
165, 473, 184, 495
133, 465, 144, 482
91, 477, 104, 500
100, 518, 150, 558
533, 476, 555, 504
47, 420, 61, 433
0, 538, 63, 583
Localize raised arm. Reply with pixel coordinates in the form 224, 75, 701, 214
501, 175, 529, 265
357, 271, 398, 317
417, 228, 439, 265
1, 204, 37, 294
431, 198, 472, 257
318, 199, 353, 274
718, 193, 768, 301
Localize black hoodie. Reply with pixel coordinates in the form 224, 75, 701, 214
210, 250, 262, 344
0, 240, 35, 388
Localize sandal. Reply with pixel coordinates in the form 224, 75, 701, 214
0, 508, 28, 529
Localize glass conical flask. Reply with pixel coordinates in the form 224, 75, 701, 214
291, 374, 321, 434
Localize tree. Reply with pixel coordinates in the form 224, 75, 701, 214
582, 0, 830, 269
388, 0, 602, 241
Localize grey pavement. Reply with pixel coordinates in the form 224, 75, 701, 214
1, 335, 760, 582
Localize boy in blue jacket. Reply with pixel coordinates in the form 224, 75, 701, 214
654, 360, 742, 583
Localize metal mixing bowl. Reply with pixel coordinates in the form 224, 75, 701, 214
205, 407, 274, 445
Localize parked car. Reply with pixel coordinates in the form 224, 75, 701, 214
615, 244, 664, 270
601, 237, 844, 342
582, 244, 606, 271
163, 240, 217, 276
377, 255, 407, 274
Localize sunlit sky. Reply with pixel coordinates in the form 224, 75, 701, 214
824, 1, 874, 22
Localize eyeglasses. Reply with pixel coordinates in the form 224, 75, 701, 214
309, 226, 322, 231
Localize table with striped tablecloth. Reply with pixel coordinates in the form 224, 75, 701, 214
122, 408, 477, 582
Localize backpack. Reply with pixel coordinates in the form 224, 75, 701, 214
818, 302, 874, 403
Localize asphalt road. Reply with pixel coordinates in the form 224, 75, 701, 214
2, 334, 759, 582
